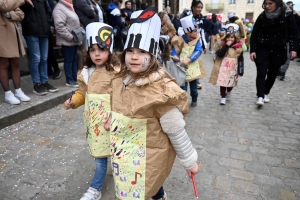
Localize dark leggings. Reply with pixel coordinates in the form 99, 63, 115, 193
0, 57, 20, 91
47, 34, 59, 74
256, 57, 281, 98
220, 86, 233, 98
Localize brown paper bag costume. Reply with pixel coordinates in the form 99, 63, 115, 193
110, 69, 188, 200
209, 47, 242, 87
77, 66, 120, 158
171, 35, 206, 82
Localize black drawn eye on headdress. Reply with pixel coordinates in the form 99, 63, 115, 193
95, 26, 113, 49
130, 6, 158, 25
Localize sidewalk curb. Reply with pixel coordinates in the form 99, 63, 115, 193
0, 92, 70, 130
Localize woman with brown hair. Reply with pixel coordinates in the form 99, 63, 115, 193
250, 0, 298, 106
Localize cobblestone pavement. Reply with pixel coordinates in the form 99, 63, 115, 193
0, 52, 300, 200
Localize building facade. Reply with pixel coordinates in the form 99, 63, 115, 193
155, 0, 264, 22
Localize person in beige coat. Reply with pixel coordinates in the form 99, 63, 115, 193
53, 0, 81, 87
158, 12, 176, 63
0, 0, 32, 105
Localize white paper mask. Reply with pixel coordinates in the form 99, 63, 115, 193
124, 7, 161, 56
180, 14, 196, 33
86, 22, 114, 53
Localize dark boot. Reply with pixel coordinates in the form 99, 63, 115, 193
279, 72, 286, 81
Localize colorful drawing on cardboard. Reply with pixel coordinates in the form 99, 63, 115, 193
110, 112, 147, 199
180, 46, 201, 80
217, 57, 238, 87
84, 94, 111, 157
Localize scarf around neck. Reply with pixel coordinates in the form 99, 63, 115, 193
265, 7, 282, 19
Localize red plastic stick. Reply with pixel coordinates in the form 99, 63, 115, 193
191, 173, 199, 198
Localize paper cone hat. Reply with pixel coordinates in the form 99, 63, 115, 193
86, 22, 114, 53
180, 14, 196, 33
124, 7, 160, 56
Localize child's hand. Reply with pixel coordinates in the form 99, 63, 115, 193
186, 164, 199, 178
181, 58, 191, 67
104, 115, 111, 131
172, 56, 179, 61
64, 99, 75, 110
226, 41, 233, 46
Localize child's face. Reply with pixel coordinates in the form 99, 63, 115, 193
226, 35, 235, 43
89, 44, 109, 67
125, 47, 151, 74
186, 29, 198, 40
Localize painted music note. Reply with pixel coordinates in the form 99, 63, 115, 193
112, 162, 119, 176
131, 172, 142, 185
94, 124, 100, 136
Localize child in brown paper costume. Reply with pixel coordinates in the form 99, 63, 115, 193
170, 14, 205, 107
64, 22, 120, 200
209, 23, 244, 105
104, 7, 199, 200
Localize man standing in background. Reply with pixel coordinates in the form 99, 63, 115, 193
20, 0, 58, 95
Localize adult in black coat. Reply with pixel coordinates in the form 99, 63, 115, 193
250, 0, 298, 106
20, 0, 58, 94
73, 0, 99, 29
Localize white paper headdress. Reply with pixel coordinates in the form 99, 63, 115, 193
86, 22, 114, 53
124, 7, 160, 56
224, 23, 239, 34
228, 13, 235, 19
180, 14, 196, 33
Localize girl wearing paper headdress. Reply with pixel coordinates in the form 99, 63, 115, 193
104, 7, 198, 200
170, 14, 206, 107
64, 22, 120, 200
209, 23, 244, 105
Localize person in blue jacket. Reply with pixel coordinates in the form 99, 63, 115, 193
171, 14, 203, 107
107, 0, 125, 51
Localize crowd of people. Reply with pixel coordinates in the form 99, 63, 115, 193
1, 0, 299, 199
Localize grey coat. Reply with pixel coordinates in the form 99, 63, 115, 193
52, 1, 81, 46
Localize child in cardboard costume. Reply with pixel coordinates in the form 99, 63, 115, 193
170, 14, 206, 107
209, 23, 244, 105
64, 22, 120, 200
105, 7, 199, 200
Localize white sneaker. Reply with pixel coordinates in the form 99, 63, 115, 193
80, 187, 101, 200
15, 88, 30, 102
226, 91, 231, 99
256, 97, 264, 106
5, 91, 20, 105
220, 98, 226, 105
264, 94, 270, 103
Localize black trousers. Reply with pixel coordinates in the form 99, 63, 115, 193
255, 55, 281, 98
47, 34, 59, 74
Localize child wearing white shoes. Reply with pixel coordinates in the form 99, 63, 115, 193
64, 22, 120, 200
209, 23, 244, 105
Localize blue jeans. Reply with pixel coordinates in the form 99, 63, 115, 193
90, 158, 107, 191
181, 79, 198, 102
24, 36, 49, 85
152, 186, 164, 199
61, 46, 78, 83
